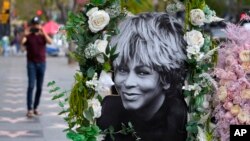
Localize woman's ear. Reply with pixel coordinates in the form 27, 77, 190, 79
163, 83, 170, 90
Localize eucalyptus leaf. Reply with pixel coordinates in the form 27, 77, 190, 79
87, 67, 96, 78
186, 125, 198, 133
195, 95, 204, 108
59, 101, 64, 108
47, 81, 55, 87
84, 109, 93, 122
58, 110, 68, 115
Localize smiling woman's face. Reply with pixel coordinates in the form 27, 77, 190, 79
115, 60, 165, 111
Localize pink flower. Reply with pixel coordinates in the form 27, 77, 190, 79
214, 68, 237, 80
223, 101, 233, 110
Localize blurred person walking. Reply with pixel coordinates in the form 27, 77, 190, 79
1, 36, 10, 57
12, 25, 23, 55
21, 16, 52, 118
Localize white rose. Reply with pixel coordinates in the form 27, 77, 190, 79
184, 30, 204, 47
86, 7, 99, 17
190, 9, 206, 26
96, 54, 105, 64
96, 71, 114, 98
87, 99, 102, 118
88, 10, 110, 33
94, 39, 108, 53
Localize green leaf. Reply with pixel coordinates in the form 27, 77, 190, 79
186, 125, 198, 133
49, 87, 60, 93
51, 92, 65, 100
87, 67, 95, 78
75, 73, 82, 81
195, 95, 204, 108
47, 81, 55, 87
110, 53, 119, 61
105, 45, 110, 54
103, 62, 111, 71
58, 110, 68, 115
108, 126, 115, 141
59, 101, 64, 108
63, 128, 70, 132
52, 95, 59, 101
110, 45, 117, 55
66, 130, 76, 140
90, 0, 106, 6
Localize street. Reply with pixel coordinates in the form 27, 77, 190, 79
0, 55, 78, 141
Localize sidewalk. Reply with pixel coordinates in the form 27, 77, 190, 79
0, 55, 78, 141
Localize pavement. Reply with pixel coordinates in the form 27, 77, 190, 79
0, 55, 79, 141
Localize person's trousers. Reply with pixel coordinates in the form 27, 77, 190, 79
27, 61, 46, 111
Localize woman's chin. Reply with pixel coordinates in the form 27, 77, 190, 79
122, 101, 142, 111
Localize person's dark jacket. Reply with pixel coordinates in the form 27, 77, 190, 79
97, 90, 187, 141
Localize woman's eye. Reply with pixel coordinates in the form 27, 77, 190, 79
137, 71, 150, 76
117, 67, 128, 74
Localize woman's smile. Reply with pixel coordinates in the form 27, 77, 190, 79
122, 92, 141, 101
115, 60, 165, 112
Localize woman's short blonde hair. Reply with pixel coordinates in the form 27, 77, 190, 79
111, 12, 187, 89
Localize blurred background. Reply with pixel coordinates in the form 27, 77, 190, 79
0, 0, 250, 57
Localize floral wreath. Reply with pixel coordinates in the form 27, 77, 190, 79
47, 0, 246, 141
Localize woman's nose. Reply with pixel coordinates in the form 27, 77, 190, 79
124, 72, 137, 88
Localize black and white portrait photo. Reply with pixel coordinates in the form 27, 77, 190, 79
97, 12, 188, 141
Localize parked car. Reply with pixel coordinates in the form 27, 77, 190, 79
46, 31, 68, 56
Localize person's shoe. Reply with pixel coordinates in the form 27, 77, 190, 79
26, 111, 34, 118
33, 110, 42, 116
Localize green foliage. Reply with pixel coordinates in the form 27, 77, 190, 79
47, 81, 70, 128
183, 0, 219, 140
121, 0, 153, 14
